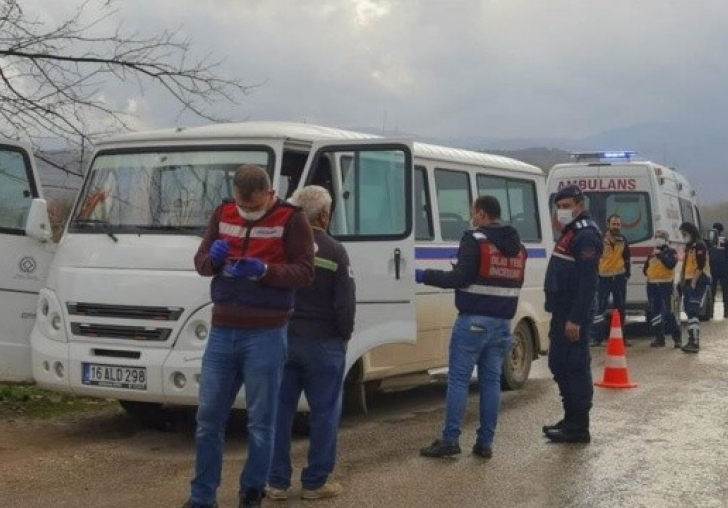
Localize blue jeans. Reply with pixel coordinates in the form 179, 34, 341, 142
269, 336, 346, 490
190, 326, 287, 505
442, 314, 513, 447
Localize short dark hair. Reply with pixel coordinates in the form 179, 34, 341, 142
607, 214, 621, 223
233, 165, 271, 201
679, 221, 699, 239
474, 195, 501, 219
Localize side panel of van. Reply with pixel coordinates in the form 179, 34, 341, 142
0, 143, 54, 381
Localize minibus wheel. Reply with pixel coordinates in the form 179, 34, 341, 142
501, 320, 534, 391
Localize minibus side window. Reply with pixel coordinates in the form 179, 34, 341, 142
415, 166, 433, 241
435, 169, 471, 241
0, 147, 35, 232
325, 148, 409, 239
477, 174, 541, 242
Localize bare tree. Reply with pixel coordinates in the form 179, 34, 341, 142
0, 0, 253, 153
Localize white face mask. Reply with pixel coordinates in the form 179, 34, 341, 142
556, 209, 574, 226
237, 206, 266, 222
655, 237, 668, 247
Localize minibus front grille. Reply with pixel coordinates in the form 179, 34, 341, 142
71, 323, 172, 342
67, 302, 183, 321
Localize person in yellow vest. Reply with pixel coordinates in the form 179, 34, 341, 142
679, 221, 711, 353
643, 230, 681, 348
590, 214, 631, 346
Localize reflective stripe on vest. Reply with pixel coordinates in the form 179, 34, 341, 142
461, 285, 521, 298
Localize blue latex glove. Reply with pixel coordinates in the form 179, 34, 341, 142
225, 257, 268, 279
209, 239, 230, 266
415, 269, 426, 284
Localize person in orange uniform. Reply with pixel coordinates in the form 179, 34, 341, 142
643, 230, 681, 348
679, 222, 711, 353
590, 214, 631, 346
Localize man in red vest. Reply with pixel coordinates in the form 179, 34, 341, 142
416, 195, 527, 459
182, 165, 314, 508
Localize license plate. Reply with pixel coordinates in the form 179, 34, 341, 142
82, 363, 147, 390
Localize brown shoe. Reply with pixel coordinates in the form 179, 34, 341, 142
301, 481, 343, 500
265, 486, 288, 501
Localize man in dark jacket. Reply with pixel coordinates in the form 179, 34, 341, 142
416, 195, 527, 459
542, 184, 602, 444
183, 165, 314, 508
268, 185, 356, 501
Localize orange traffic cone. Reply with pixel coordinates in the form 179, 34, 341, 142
594, 311, 637, 389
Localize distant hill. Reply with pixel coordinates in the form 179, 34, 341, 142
478, 147, 572, 174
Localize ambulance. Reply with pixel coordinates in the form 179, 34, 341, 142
546, 151, 710, 322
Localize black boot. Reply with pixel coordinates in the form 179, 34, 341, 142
545, 413, 590, 444
650, 337, 666, 347
672, 330, 682, 349
682, 330, 699, 354
239, 489, 264, 508
542, 419, 564, 435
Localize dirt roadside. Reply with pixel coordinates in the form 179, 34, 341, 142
0, 407, 237, 508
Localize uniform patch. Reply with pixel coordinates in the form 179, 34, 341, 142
580, 248, 598, 260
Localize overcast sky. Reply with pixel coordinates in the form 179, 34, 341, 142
24, 0, 728, 202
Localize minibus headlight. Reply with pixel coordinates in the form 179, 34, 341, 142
194, 323, 208, 340
36, 289, 67, 343
173, 304, 213, 351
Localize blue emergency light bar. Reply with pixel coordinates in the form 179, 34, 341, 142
570, 151, 637, 162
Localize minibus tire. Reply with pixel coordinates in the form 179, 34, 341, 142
501, 320, 534, 391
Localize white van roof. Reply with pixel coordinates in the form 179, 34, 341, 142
95, 121, 542, 175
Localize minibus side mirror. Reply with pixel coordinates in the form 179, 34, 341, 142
26, 198, 51, 243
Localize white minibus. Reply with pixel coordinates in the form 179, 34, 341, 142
26, 122, 553, 415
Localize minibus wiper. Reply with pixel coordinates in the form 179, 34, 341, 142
72, 219, 118, 243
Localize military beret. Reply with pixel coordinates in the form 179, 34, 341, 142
553, 184, 582, 203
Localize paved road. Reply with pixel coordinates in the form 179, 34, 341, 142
2, 317, 728, 508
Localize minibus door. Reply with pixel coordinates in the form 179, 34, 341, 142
0, 142, 54, 381
298, 140, 417, 360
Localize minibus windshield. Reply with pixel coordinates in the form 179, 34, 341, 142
69, 148, 271, 235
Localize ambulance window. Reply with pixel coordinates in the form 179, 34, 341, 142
477, 175, 541, 242
0, 146, 36, 233
679, 198, 696, 225
603, 193, 652, 243
435, 169, 471, 241
414, 166, 433, 241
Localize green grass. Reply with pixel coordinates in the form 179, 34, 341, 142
0, 383, 115, 420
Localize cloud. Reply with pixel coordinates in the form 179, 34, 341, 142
15, 0, 728, 201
